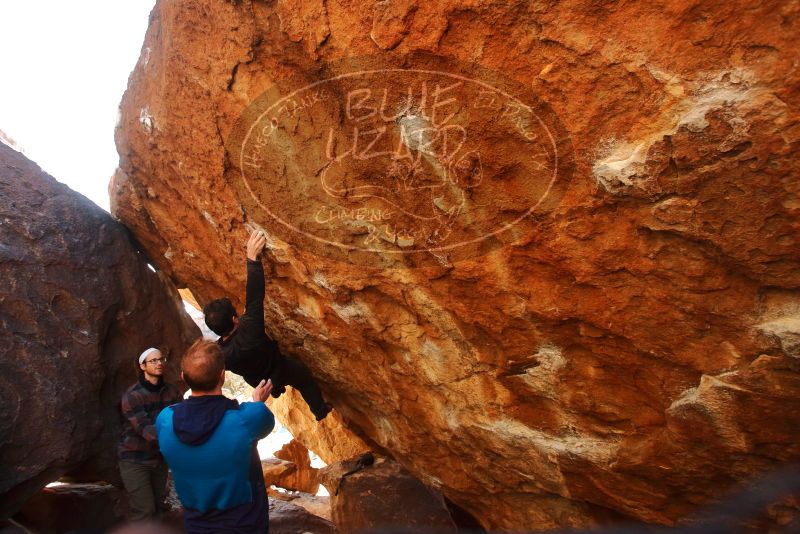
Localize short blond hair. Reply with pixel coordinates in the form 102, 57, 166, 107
182, 339, 224, 392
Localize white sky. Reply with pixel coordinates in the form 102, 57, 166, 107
0, 1, 156, 211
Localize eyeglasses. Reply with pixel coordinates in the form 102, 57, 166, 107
145, 357, 167, 365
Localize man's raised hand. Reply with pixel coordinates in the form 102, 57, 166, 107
252, 379, 273, 403
246, 230, 267, 261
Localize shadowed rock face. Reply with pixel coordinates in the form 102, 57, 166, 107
0, 143, 199, 518
269, 499, 336, 534
13, 483, 125, 533
321, 456, 457, 534
112, 0, 800, 529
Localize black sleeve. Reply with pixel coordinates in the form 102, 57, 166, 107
237, 259, 266, 349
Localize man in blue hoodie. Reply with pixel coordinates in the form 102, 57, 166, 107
156, 339, 275, 534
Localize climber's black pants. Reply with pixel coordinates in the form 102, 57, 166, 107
271, 356, 328, 420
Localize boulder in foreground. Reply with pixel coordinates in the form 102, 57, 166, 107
0, 143, 199, 518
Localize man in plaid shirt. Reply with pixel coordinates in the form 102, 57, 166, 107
118, 347, 183, 521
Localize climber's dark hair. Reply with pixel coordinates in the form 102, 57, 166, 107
203, 298, 237, 336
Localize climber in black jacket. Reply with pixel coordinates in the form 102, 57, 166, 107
203, 230, 331, 421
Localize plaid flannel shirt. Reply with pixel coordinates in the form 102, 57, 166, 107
118, 376, 182, 465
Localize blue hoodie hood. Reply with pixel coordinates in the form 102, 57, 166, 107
171, 395, 240, 446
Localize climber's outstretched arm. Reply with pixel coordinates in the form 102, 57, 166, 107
238, 230, 267, 347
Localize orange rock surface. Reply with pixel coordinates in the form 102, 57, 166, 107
268, 389, 371, 465
273, 439, 320, 494
112, 0, 800, 529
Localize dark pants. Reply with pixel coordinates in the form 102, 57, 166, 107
119, 459, 169, 521
271, 356, 328, 420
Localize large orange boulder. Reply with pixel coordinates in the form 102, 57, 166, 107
112, 0, 800, 529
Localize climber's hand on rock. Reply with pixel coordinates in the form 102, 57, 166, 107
246, 230, 266, 261
252, 378, 273, 403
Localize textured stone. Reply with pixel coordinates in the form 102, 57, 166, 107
13, 483, 124, 534
262, 458, 297, 487
269, 489, 332, 522
268, 389, 371, 465
273, 439, 320, 494
0, 144, 199, 518
291, 493, 332, 523
321, 456, 455, 534
0, 132, 19, 152
269, 498, 336, 534
113, 0, 800, 530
